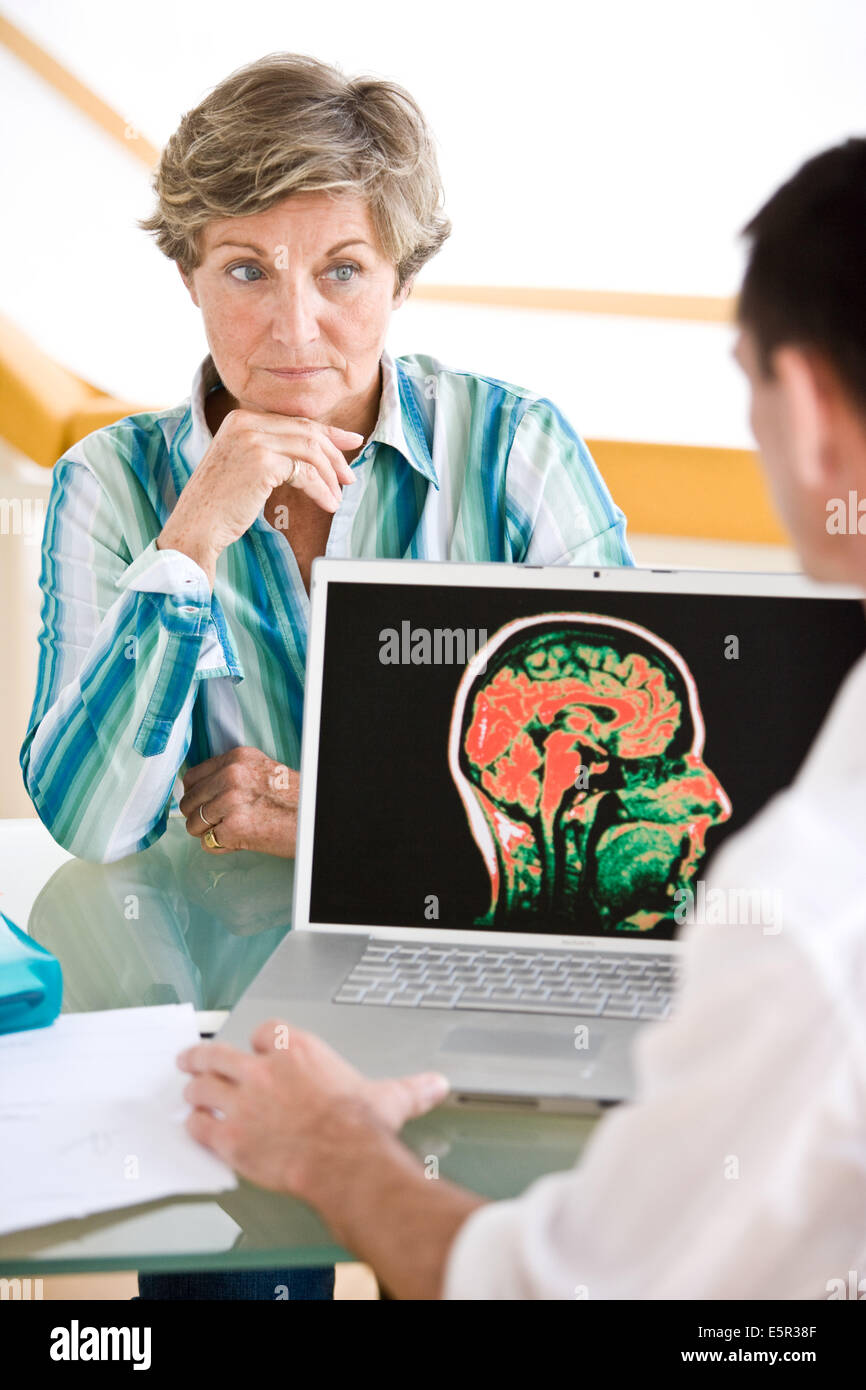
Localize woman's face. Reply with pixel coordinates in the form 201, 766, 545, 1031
180, 191, 409, 428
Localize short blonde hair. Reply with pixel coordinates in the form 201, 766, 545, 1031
138, 52, 451, 293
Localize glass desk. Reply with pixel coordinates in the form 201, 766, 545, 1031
0, 816, 598, 1276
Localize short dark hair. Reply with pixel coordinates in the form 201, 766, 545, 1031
738, 138, 866, 415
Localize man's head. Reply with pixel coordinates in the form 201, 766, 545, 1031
735, 138, 866, 582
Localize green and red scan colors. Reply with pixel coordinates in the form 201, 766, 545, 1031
449, 614, 732, 932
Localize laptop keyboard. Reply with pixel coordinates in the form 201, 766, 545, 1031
333, 943, 676, 1020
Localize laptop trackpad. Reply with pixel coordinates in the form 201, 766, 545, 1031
440, 1025, 603, 1059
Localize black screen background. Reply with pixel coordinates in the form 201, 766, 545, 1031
309, 580, 866, 938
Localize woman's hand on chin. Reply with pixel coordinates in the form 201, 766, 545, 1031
179, 745, 300, 858
156, 408, 362, 585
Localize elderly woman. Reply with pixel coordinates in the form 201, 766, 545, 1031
21, 52, 632, 874
21, 53, 631, 1299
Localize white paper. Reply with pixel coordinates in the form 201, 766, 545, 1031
0, 1003, 237, 1236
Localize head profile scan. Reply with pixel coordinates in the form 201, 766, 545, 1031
449, 613, 732, 934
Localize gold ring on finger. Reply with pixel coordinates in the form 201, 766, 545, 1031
203, 828, 224, 850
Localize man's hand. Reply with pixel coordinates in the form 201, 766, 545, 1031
178, 1021, 450, 1195
178, 1024, 484, 1299
180, 746, 299, 857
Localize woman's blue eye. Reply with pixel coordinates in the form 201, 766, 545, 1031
228, 264, 264, 283
327, 263, 358, 283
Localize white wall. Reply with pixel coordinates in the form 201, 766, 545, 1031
1, 0, 865, 409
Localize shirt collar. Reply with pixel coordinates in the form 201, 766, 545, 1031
185, 352, 223, 467
370, 348, 438, 487
181, 348, 438, 487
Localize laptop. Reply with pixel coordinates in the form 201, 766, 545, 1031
220, 559, 865, 1112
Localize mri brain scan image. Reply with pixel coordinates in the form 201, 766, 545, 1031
449, 613, 732, 933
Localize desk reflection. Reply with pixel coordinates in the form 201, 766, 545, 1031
28, 815, 294, 1014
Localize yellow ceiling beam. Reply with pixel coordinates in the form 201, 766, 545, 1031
0, 313, 147, 467
0, 14, 158, 166
413, 283, 734, 323
587, 437, 786, 545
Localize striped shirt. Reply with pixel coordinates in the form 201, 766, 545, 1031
21, 347, 634, 861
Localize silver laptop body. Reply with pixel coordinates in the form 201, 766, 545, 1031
220, 559, 864, 1112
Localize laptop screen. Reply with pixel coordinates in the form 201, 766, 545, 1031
308, 576, 866, 940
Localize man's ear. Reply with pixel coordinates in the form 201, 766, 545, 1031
771, 346, 838, 494
177, 262, 200, 308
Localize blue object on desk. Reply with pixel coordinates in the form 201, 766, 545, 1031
0, 912, 63, 1033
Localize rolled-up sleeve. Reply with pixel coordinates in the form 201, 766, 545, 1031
20, 454, 227, 862
505, 399, 634, 568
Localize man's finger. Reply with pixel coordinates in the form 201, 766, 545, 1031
250, 1018, 295, 1054
186, 1106, 229, 1158
367, 1072, 451, 1128
177, 1041, 252, 1081
184, 1074, 236, 1113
